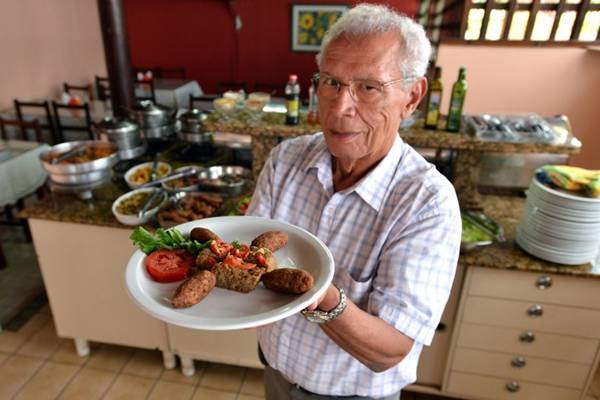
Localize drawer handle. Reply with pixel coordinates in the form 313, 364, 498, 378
519, 331, 535, 343
511, 357, 526, 368
506, 381, 520, 393
527, 304, 543, 317
536, 275, 553, 289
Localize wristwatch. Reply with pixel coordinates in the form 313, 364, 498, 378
301, 285, 347, 324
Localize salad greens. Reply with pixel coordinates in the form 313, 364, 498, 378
130, 227, 210, 255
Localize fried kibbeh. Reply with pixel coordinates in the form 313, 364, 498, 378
171, 270, 216, 308
251, 231, 288, 252
261, 268, 314, 294
190, 227, 221, 243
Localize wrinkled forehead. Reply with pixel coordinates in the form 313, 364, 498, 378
320, 32, 405, 79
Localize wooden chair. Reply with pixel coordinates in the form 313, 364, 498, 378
52, 101, 94, 142
134, 78, 156, 103
189, 94, 218, 111
132, 66, 157, 80
13, 100, 58, 144
0, 118, 43, 142
156, 67, 186, 80
63, 82, 94, 102
94, 76, 111, 101
217, 81, 247, 94
253, 82, 283, 97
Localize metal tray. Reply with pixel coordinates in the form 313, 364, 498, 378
40, 140, 119, 174
196, 165, 251, 196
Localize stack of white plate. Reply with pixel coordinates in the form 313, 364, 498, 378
516, 175, 600, 265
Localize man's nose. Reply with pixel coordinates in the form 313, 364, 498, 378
329, 85, 357, 116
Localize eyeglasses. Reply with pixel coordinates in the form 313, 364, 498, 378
312, 72, 415, 105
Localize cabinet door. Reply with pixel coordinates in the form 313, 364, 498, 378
30, 219, 168, 350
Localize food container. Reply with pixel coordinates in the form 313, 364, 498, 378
93, 117, 146, 160
40, 140, 119, 185
178, 109, 212, 144
112, 187, 168, 226
124, 161, 172, 189
161, 165, 203, 192
157, 191, 223, 228
141, 123, 177, 140
213, 98, 236, 113
195, 165, 251, 196
460, 210, 505, 253
127, 100, 175, 129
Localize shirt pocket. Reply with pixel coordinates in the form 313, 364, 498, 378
334, 269, 372, 310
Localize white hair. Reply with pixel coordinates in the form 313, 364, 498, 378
316, 3, 432, 79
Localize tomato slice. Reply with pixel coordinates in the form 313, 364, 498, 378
144, 249, 194, 283
210, 240, 232, 258
231, 244, 250, 259
255, 253, 267, 267
223, 254, 256, 270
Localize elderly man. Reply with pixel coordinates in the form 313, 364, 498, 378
248, 4, 461, 400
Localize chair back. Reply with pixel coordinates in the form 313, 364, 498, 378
217, 81, 247, 94
63, 82, 94, 102
134, 78, 156, 103
52, 101, 94, 142
156, 67, 186, 80
13, 99, 58, 144
0, 118, 43, 142
189, 94, 218, 112
95, 76, 111, 102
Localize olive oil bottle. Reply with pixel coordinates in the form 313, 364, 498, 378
446, 66, 467, 132
425, 66, 443, 130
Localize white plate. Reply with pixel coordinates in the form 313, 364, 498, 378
125, 216, 335, 330
530, 176, 600, 211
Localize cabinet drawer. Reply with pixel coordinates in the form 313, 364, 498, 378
469, 268, 600, 309
457, 323, 598, 364
463, 295, 600, 338
447, 371, 581, 400
452, 347, 589, 389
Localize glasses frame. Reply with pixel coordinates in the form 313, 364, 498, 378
312, 72, 416, 104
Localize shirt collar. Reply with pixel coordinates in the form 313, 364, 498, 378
301, 133, 405, 212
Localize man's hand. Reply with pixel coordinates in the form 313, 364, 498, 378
305, 284, 340, 311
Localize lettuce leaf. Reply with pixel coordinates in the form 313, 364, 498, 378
130, 227, 210, 254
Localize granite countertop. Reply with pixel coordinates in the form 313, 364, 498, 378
462, 195, 598, 278
21, 188, 598, 279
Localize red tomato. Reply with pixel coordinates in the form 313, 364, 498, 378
231, 244, 250, 259
255, 253, 267, 267
223, 255, 256, 270
210, 240, 232, 257
144, 249, 194, 283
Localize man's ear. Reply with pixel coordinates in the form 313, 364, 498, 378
400, 77, 427, 120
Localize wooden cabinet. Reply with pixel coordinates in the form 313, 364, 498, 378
444, 267, 600, 400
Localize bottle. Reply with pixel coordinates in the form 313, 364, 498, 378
425, 66, 443, 130
285, 74, 301, 125
446, 66, 467, 133
306, 80, 319, 125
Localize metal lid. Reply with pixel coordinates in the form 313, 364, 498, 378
130, 100, 170, 116
179, 109, 208, 123
94, 117, 139, 135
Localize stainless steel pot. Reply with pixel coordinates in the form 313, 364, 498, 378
179, 109, 207, 134
94, 117, 145, 160
127, 100, 175, 128
142, 123, 177, 140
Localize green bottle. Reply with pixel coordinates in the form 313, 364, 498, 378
446, 66, 467, 133
425, 66, 443, 130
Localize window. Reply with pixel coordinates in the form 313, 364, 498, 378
459, 0, 600, 44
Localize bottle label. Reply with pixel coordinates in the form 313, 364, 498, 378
426, 92, 441, 126
286, 99, 299, 118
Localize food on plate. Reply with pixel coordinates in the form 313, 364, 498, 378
261, 268, 314, 294
163, 174, 201, 189
157, 193, 222, 225
171, 270, 216, 308
128, 163, 170, 185
144, 249, 195, 283
116, 191, 164, 215
48, 146, 114, 164
190, 227, 222, 243
130, 226, 210, 255
228, 194, 252, 216
251, 231, 289, 252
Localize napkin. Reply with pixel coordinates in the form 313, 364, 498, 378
540, 165, 600, 197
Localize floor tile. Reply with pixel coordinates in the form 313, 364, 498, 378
58, 367, 116, 400
240, 368, 264, 396
0, 354, 44, 399
13, 360, 79, 400
591, 365, 600, 396
0, 330, 28, 353
198, 363, 245, 392
17, 320, 62, 359
148, 380, 195, 400
14, 310, 50, 338
86, 344, 134, 372
102, 374, 155, 400
0, 351, 9, 365
191, 387, 237, 400
122, 348, 164, 379
51, 340, 88, 365
237, 395, 264, 400
159, 361, 204, 386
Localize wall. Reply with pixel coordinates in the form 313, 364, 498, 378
123, 0, 418, 94
0, 0, 106, 110
437, 44, 600, 169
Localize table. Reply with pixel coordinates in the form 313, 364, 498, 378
136, 79, 203, 109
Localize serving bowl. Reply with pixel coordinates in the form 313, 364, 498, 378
124, 161, 172, 189
112, 187, 168, 226
195, 165, 251, 196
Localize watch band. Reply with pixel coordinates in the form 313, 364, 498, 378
301, 285, 347, 324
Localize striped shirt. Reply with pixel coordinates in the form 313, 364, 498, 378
247, 132, 461, 398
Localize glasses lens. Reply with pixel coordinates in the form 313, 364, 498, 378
318, 77, 339, 99
351, 80, 383, 104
